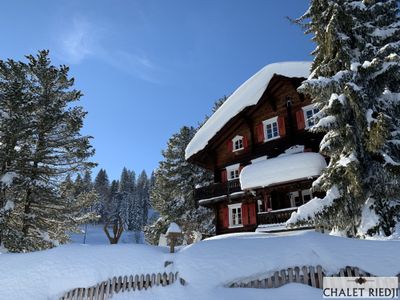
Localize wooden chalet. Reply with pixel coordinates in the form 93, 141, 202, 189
185, 62, 327, 234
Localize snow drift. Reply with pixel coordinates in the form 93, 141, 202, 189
240, 152, 327, 190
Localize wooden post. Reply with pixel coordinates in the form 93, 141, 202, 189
165, 223, 182, 253
273, 271, 280, 287
317, 265, 323, 289
302, 266, 309, 285
288, 268, 294, 283
309, 266, 316, 287
280, 269, 287, 285
156, 273, 161, 286
294, 266, 300, 282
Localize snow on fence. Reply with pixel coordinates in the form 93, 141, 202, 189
226, 265, 395, 289
60, 271, 180, 300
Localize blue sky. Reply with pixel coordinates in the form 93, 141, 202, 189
1, 0, 313, 180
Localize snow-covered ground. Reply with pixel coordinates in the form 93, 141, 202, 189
0, 231, 399, 300
69, 224, 144, 245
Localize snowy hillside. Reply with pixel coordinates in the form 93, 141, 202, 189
0, 231, 399, 300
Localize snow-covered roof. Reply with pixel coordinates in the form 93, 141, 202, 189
239, 152, 326, 190
166, 222, 182, 234
185, 61, 312, 160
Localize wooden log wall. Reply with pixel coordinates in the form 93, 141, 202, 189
60, 271, 179, 300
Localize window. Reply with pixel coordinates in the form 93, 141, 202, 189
302, 189, 312, 203
263, 117, 279, 141
257, 199, 264, 212
302, 105, 319, 128
289, 189, 313, 207
289, 191, 301, 207
226, 164, 240, 181
232, 135, 244, 152
228, 203, 243, 227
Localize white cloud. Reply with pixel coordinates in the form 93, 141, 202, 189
106, 50, 163, 84
55, 15, 166, 84
57, 16, 98, 64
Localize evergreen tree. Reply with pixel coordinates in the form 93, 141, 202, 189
108, 179, 122, 225
0, 58, 32, 249
137, 170, 149, 226
289, 0, 400, 236
145, 126, 214, 244
82, 170, 93, 192
0, 50, 96, 251
94, 169, 110, 222
119, 168, 137, 230
74, 174, 84, 197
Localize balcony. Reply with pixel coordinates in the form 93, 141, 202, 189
257, 207, 298, 225
194, 179, 242, 202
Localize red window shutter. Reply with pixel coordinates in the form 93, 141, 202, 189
226, 139, 233, 152
296, 110, 305, 130
256, 123, 264, 143
278, 116, 286, 137
221, 170, 227, 183
243, 136, 248, 149
219, 205, 229, 228
248, 202, 257, 224
242, 203, 249, 226
239, 165, 244, 174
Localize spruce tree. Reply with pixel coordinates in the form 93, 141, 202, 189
109, 179, 122, 225
82, 170, 93, 192
0, 50, 96, 251
0, 58, 32, 249
94, 169, 110, 222
136, 170, 149, 226
119, 168, 137, 230
288, 0, 400, 236
145, 126, 214, 244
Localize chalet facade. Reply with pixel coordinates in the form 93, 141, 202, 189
185, 62, 327, 234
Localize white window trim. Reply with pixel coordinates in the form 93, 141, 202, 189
289, 189, 313, 207
226, 163, 240, 181
302, 189, 312, 203
302, 104, 318, 129
289, 191, 299, 207
228, 203, 243, 228
232, 135, 244, 152
262, 116, 280, 142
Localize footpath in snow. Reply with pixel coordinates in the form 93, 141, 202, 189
0, 231, 399, 300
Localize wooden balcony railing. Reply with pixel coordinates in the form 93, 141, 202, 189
194, 179, 242, 202
257, 207, 298, 225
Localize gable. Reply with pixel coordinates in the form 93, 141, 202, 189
185, 61, 311, 162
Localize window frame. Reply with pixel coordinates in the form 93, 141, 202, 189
301, 189, 312, 204
228, 203, 243, 228
226, 163, 240, 181
302, 104, 319, 129
262, 116, 280, 142
289, 189, 313, 207
232, 135, 244, 152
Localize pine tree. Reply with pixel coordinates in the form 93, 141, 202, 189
108, 180, 122, 224
94, 169, 110, 222
82, 170, 93, 192
145, 126, 214, 244
137, 170, 149, 226
0, 58, 32, 249
0, 50, 96, 251
119, 168, 136, 230
288, 0, 400, 236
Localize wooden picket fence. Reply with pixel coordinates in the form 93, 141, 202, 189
60, 271, 180, 300
227, 265, 374, 289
